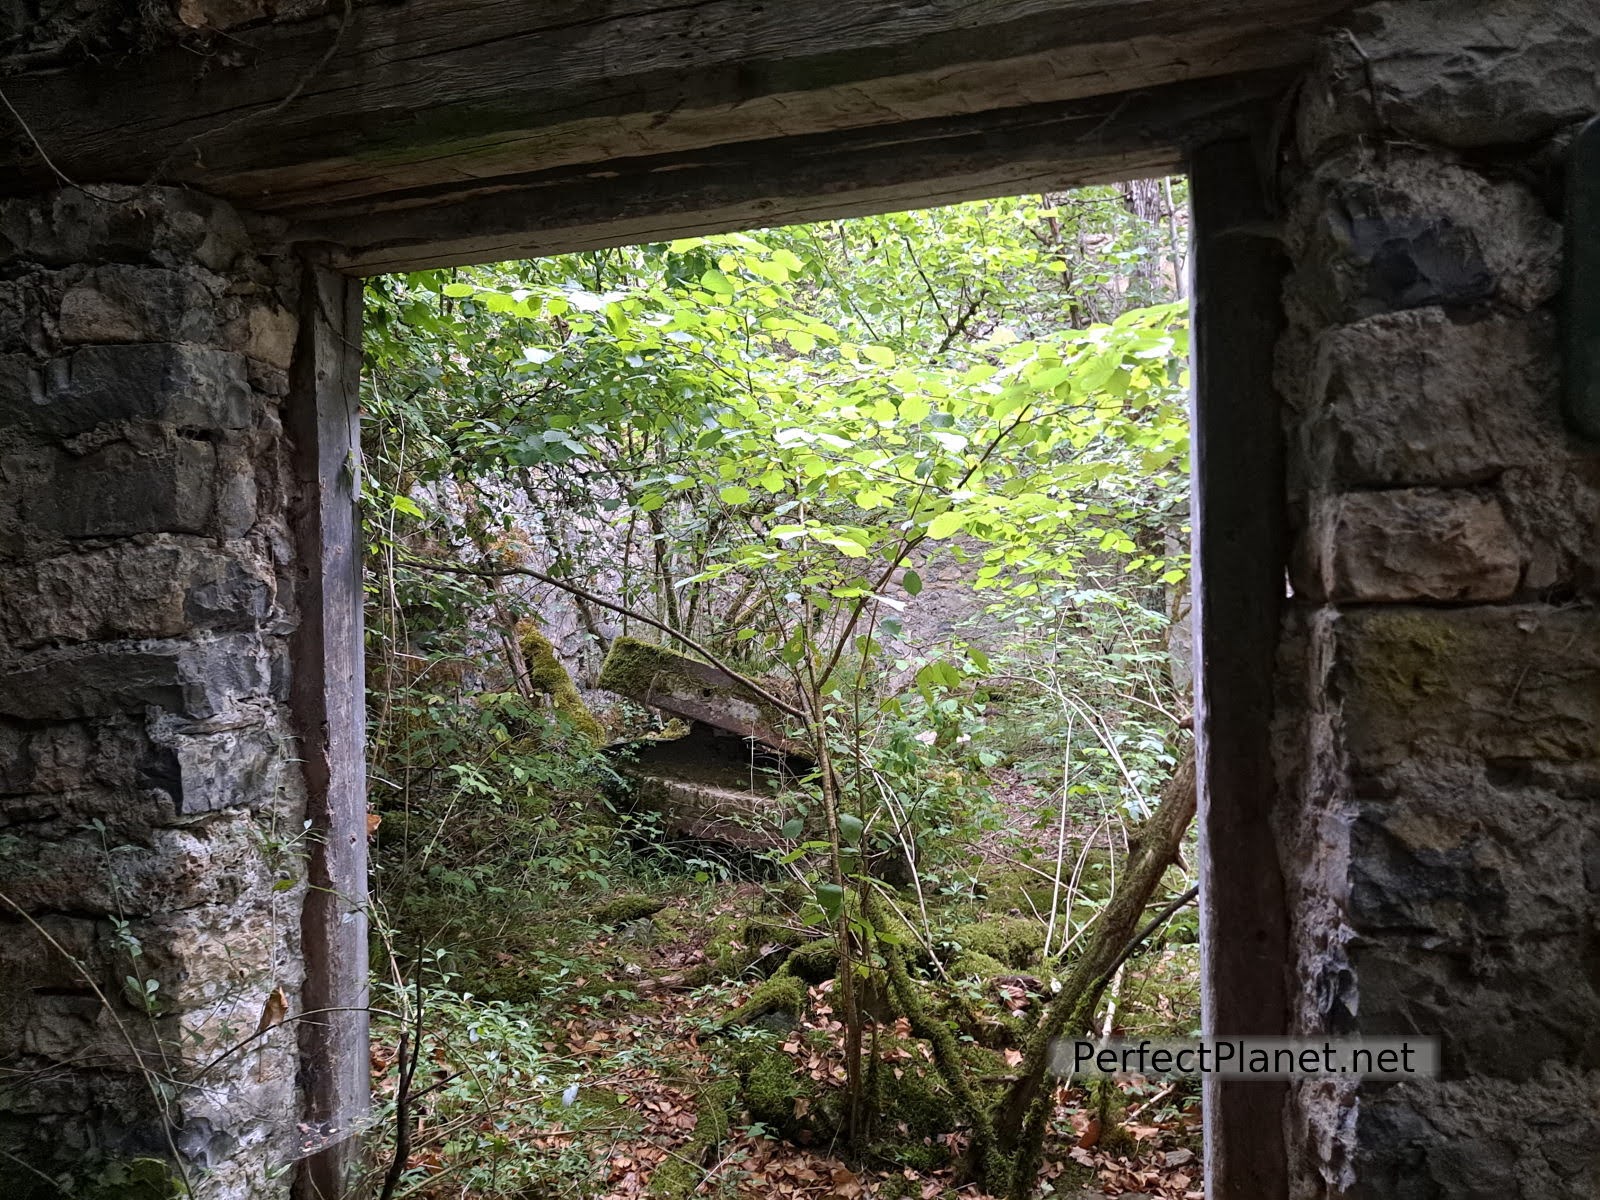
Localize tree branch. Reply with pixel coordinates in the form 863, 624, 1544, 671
395, 555, 807, 721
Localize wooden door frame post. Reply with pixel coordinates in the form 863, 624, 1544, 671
1187, 136, 1292, 1199
287, 263, 370, 1199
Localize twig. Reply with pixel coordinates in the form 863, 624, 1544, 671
378, 966, 427, 1200
1105, 884, 1199, 979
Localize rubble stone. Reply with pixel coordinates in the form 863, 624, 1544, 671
1319, 488, 1522, 603
0, 186, 303, 1196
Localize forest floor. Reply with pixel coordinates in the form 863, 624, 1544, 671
372, 784, 1205, 1200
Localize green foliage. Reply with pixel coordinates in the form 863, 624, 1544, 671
360, 186, 1198, 1198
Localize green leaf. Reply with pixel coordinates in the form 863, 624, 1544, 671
927, 510, 966, 539
899, 396, 931, 423
700, 269, 735, 295
781, 817, 804, 840
391, 495, 425, 519
838, 813, 864, 845
718, 485, 752, 505
862, 344, 896, 367
816, 882, 845, 921
441, 282, 476, 298
902, 570, 923, 596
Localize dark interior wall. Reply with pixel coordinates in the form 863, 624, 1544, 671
0, 189, 310, 1195
1272, 3, 1600, 1195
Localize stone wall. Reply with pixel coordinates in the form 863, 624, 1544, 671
1275, 3, 1600, 1196
0, 188, 307, 1196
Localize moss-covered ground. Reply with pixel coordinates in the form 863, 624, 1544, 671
370, 840, 1202, 1199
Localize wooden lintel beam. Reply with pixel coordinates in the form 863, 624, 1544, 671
298, 70, 1286, 274
1, 0, 1357, 213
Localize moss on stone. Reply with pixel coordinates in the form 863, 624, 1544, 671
598, 636, 689, 699
682, 910, 768, 987
948, 949, 1009, 979
598, 635, 793, 747
517, 621, 605, 744
723, 972, 806, 1027
741, 1048, 801, 1128
872, 1138, 951, 1172
1348, 610, 1464, 703
781, 937, 839, 983
877, 1059, 959, 1140
592, 894, 668, 925
744, 916, 811, 949
945, 917, 1045, 968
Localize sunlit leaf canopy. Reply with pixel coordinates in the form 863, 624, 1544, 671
364, 194, 1189, 657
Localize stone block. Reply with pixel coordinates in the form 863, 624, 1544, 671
1496, 462, 1600, 596
1347, 772, 1594, 941
1298, 0, 1600, 156
56, 264, 217, 345
0, 445, 55, 558
239, 303, 298, 371
1286, 154, 1560, 324
26, 437, 219, 539
1317, 489, 1522, 603
136, 898, 302, 1034
1354, 1069, 1600, 1198
0, 187, 251, 273
148, 708, 289, 815
1333, 605, 1600, 770
0, 541, 273, 650
0, 716, 167, 795
1303, 309, 1562, 488
1353, 936, 1600, 1081
0, 809, 274, 918
0, 633, 273, 721
0, 344, 254, 437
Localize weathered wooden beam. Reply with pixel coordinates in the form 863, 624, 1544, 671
300, 70, 1284, 274
286, 264, 370, 1199
1187, 136, 1291, 1199
2, 0, 1357, 213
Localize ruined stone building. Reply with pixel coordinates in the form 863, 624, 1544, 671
1, 1, 1596, 1196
